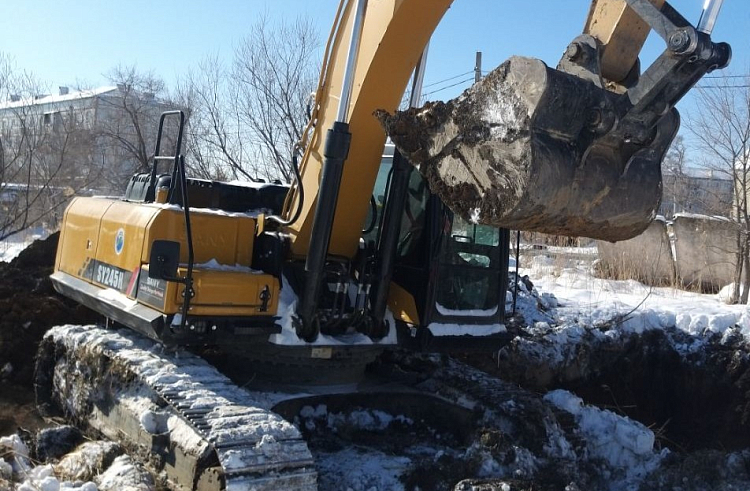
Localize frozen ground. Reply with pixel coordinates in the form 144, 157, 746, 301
523, 253, 750, 339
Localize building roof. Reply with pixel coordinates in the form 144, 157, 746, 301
0, 86, 119, 110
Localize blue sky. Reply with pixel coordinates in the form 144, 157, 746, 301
2, 0, 747, 150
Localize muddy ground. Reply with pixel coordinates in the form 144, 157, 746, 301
0, 233, 97, 435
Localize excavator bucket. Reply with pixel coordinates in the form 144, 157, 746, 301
377, 3, 730, 242
377, 56, 675, 242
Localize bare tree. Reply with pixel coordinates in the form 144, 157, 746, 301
176, 17, 319, 184
664, 135, 688, 177
176, 55, 263, 182
231, 15, 319, 182
96, 65, 173, 190
686, 72, 750, 303
0, 53, 101, 241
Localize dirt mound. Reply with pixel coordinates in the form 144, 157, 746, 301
0, 233, 97, 388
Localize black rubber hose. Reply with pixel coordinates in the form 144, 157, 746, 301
362, 195, 378, 234
267, 152, 304, 226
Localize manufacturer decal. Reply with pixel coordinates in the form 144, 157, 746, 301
96, 262, 126, 290
137, 268, 168, 310
82, 259, 133, 294
115, 228, 125, 255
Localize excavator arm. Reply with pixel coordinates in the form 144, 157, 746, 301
282, 0, 728, 257
281, 0, 730, 335
586, 0, 666, 84
378, 0, 729, 241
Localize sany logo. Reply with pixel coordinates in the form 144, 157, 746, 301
115, 228, 125, 255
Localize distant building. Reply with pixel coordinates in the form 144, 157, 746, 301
660, 170, 733, 219
0, 85, 172, 193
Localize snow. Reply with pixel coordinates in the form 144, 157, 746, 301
150, 201, 265, 219
96, 288, 138, 309
436, 303, 498, 317
427, 322, 506, 336
0, 434, 31, 475
97, 455, 153, 491
269, 275, 398, 346
0, 86, 119, 109
193, 258, 263, 273
0, 225, 50, 262
521, 254, 750, 344
315, 447, 411, 491
544, 390, 664, 479
226, 179, 281, 190
0, 459, 12, 479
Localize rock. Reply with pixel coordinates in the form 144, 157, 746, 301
36, 426, 84, 462
55, 441, 122, 482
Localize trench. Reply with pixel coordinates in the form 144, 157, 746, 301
559, 329, 750, 452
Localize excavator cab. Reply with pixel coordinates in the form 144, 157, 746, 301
367, 144, 510, 351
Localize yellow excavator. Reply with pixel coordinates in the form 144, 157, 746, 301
36, 0, 730, 489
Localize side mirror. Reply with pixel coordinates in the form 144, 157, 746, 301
149, 240, 180, 281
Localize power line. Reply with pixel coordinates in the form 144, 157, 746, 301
422, 71, 473, 89
423, 77, 475, 98
696, 84, 750, 89
702, 74, 748, 79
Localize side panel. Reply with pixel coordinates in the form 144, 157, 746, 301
144, 209, 256, 266
387, 282, 420, 325
94, 201, 159, 294
56, 197, 119, 283
176, 268, 280, 316
137, 266, 279, 317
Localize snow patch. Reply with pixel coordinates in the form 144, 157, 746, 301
315, 447, 411, 491
0, 434, 31, 475
96, 288, 138, 309
545, 389, 665, 484
0, 225, 50, 262
436, 303, 498, 317
97, 454, 153, 491
427, 323, 506, 337
193, 258, 263, 273
269, 275, 398, 346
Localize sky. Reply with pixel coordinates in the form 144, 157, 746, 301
1, 0, 748, 154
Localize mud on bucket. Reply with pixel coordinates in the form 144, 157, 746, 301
376, 56, 677, 243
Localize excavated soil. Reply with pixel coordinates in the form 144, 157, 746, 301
0, 233, 98, 433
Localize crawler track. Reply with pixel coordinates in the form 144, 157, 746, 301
35, 325, 317, 491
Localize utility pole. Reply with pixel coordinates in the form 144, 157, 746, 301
474, 51, 482, 82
